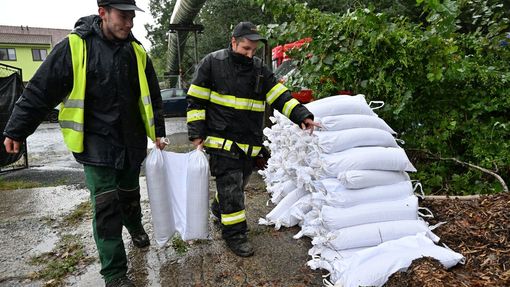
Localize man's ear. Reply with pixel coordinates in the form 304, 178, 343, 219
231, 37, 236, 49
98, 7, 107, 18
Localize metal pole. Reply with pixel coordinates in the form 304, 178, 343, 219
175, 31, 182, 89
194, 30, 199, 66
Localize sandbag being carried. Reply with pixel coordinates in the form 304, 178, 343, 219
145, 148, 176, 246
315, 128, 398, 154
145, 148, 209, 246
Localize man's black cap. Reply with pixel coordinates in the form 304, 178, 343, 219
232, 22, 266, 42
97, 0, 144, 12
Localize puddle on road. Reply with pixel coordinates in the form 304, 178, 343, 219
0, 185, 89, 220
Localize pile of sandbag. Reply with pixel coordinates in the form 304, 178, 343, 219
259, 95, 464, 287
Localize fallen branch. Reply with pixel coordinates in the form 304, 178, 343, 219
409, 149, 508, 193
425, 195, 481, 200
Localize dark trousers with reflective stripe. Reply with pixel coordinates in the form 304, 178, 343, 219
209, 153, 253, 240
84, 165, 145, 283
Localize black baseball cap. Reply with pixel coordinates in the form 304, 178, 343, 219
97, 0, 144, 12
232, 22, 266, 42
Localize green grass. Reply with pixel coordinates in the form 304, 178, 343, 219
0, 180, 43, 190
29, 234, 94, 286
62, 201, 92, 227
0, 178, 76, 190
171, 235, 189, 255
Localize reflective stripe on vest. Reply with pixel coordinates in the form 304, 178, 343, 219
131, 41, 156, 141
59, 34, 87, 153
204, 136, 261, 157
59, 34, 156, 153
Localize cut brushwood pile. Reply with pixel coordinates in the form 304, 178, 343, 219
385, 192, 510, 287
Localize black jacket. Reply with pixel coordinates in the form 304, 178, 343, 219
3, 15, 165, 169
187, 47, 313, 156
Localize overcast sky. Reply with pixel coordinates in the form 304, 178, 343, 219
0, 0, 155, 48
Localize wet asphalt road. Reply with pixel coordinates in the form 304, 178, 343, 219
0, 118, 324, 286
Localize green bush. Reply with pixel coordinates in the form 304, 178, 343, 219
259, 0, 509, 195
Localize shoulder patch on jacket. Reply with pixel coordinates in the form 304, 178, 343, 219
253, 56, 262, 69
211, 49, 229, 61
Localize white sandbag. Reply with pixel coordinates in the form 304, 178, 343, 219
338, 170, 410, 189
145, 149, 176, 246
315, 128, 398, 154
183, 150, 210, 240
308, 245, 365, 262
293, 209, 326, 239
333, 233, 465, 287
259, 186, 308, 229
312, 219, 440, 251
266, 179, 297, 204
319, 180, 415, 208
289, 194, 314, 223
316, 147, 416, 177
319, 114, 396, 134
321, 196, 419, 230
145, 149, 210, 245
305, 95, 376, 118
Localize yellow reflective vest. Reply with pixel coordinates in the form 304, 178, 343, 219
59, 33, 156, 153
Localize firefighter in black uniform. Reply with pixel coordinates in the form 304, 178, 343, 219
187, 22, 319, 257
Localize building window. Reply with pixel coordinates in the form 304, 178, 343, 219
32, 49, 48, 61
0, 48, 16, 61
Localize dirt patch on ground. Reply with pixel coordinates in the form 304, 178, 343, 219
385, 192, 510, 287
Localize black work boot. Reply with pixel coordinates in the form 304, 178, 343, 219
226, 237, 254, 257
130, 229, 150, 248
106, 275, 135, 287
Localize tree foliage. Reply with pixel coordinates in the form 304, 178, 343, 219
145, 0, 272, 82
146, 0, 176, 77
257, 0, 510, 195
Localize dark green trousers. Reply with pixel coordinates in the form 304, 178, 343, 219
84, 165, 145, 283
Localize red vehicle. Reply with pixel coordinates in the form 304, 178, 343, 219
272, 38, 353, 103
272, 38, 314, 103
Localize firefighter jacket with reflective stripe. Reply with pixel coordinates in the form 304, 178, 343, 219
187, 47, 313, 157
3, 15, 165, 169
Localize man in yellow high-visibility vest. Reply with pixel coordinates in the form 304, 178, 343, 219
3, 1, 166, 286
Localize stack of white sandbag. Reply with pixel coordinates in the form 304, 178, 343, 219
259, 95, 464, 287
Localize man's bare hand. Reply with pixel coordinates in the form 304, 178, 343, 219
3, 137, 21, 153
155, 137, 167, 150
300, 118, 321, 134
192, 138, 204, 150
